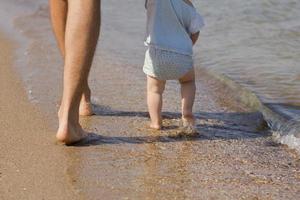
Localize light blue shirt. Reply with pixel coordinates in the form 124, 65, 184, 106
145, 0, 204, 56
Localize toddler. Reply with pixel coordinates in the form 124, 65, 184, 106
143, 0, 204, 131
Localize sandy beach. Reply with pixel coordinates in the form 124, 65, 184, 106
1, 0, 300, 199
1, 28, 299, 198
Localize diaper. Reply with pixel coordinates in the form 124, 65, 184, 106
143, 47, 193, 80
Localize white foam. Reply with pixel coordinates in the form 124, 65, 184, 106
273, 131, 300, 154
27, 89, 39, 103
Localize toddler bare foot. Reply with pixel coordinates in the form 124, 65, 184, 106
149, 123, 162, 130
180, 117, 198, 136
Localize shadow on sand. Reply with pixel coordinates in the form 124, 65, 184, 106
70, 104, 271, 147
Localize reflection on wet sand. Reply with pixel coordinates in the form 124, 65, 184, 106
139, 141, 193, 199
62, 106, 298, 199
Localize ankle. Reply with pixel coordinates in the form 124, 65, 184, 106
150, 119, 162, 130
150, 123, 162, 130
58, 109, 79, 124
182, 113, 194, 120
82, 87, 91, 103
81, 95, 91, 104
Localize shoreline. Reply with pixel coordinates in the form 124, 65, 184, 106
0, 32, 78, 199
202, 68, 300, 152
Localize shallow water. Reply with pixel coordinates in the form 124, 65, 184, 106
193, 0, 300, 151
194, 0, 300, 117
1, 0, 300, 198
4, 0, 300, 120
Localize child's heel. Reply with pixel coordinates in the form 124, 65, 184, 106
179, 117, 198, 137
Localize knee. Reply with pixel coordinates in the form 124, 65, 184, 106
179, 68, 195, 84
148, 82, 165, 94
179, 78, 195, 85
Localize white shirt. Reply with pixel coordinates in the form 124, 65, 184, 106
145, 0, 204, 56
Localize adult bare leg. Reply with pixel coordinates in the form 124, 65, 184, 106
49, 0, 94, 116
55, 0, 101, 144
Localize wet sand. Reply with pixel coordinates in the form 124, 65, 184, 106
0, 32, 78, 199
1, 0, 300, 199
64, 67, 300, 199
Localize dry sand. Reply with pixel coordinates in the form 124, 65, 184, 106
0, 32, 79, 200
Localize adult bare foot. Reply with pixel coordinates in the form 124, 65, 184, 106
56, 107, 88, 145
56, 120, 87, 145
180, 116, 197, 136
79, 88, 94, 116
79, 100, 93, 116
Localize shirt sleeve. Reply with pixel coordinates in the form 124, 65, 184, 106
188, 9, 205, 34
